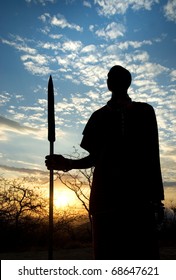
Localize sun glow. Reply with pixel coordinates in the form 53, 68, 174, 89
54, 189, 77, 209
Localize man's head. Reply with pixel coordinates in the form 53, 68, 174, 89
107, 65, 132, 93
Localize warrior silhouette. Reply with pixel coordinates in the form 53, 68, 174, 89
45, 65, 164, 259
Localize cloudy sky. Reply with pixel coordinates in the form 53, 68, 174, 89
0, 0, 176, 187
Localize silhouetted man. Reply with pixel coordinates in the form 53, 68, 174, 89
45, 65, 164, 260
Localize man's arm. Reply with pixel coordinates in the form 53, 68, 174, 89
45, 154, 95, 172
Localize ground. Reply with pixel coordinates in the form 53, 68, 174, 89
0, 243, 176, 260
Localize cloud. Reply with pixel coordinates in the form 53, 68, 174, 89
20, 53, 52, 75
160, 142, 176, 182
0, 116, 38, 138
170, 69, 176, 81
94, 0, 159, 17
23, 61, 51, 75
1, 36, 51, 76
1, 38, 36, 55
0, 112, 50, 143
0, 92, 11, 106
163, 0, 176, 22
0, 108, 52, 143
50, 14, 83, 32
25, 0, 55, 5
38, 13, 50, 22
0, 31, 172, 122
38, 13, 83, 34
49, 34, 63, 40
94, 22, 126, 40
21, 54, 48, 65
0, 164, 48, 180
134, 62, 168, 78
0, 164, 45, 174
83, 1, 92, 8
81, 44, 97, 53
62, 41, 83, 52
118, 40, 152, 50
38, 41, 61, 51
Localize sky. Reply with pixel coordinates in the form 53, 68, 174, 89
0, 0, 176, 193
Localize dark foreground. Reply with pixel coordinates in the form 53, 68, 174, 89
0, 243, 176, 260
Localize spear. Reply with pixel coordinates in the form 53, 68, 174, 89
48, 75, 55, 260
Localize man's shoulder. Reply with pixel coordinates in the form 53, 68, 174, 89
133, 101, 154, 111
95, 104, 108, 112
91, 105, 108, 117
90, 101, 154, 118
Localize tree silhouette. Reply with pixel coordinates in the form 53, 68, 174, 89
0, 177, 47, 229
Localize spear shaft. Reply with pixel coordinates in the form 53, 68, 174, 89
48, 75, 55, 260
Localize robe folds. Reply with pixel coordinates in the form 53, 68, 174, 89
81, 100, 164, 259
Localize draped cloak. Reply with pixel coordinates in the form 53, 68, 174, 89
80, 100, 164, 214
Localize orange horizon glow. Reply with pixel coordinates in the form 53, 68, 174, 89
54, 189, 78, 209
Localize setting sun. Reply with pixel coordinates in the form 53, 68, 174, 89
54, 192, 70, 208
54, 189, 78, 209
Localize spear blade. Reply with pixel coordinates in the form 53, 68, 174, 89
48, 75, 55, 143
